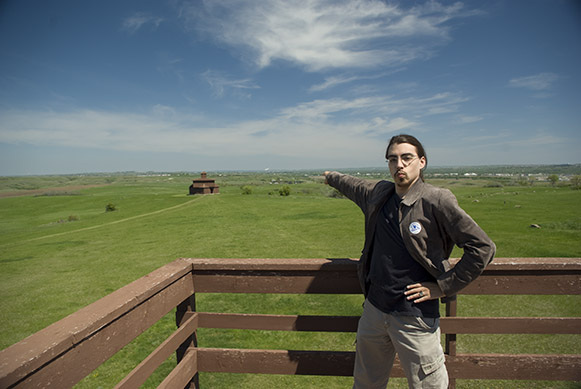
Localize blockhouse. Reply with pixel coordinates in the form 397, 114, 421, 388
189, 172, 219, 195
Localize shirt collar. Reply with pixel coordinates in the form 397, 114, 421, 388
400, 178, 424, 206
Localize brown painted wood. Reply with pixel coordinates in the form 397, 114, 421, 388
183, 257, 581, 272
158, 348, 198, 389
176, 295, 198, 370
192, 272, 581, 294
2, 273, 194, 388
2, 257, 580, 387
115, 313, 198, 389
192, 273, 362, 294
196, 348, 358, 376
194, 348, 581, 381
185, 257, 581, 295
462, 274, 580, 294
445, 299, 457, 355
197, 312, 360, 332
440, 317, 581, 334
195, 313, 581, 335
0, 258, 193, 388
183, 257, 360, 271
446, 354, 581, 381
482, 257, 581, 271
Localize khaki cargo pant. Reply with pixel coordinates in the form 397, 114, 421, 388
353, 300, 448, 389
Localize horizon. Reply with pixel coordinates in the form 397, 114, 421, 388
1, 1, 580, 175
2, 162, 580, 178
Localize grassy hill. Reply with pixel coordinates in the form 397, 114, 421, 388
0, 172, 579, 388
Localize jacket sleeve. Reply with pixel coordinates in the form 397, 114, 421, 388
325, 171, 376, 212
434, 189, 496, 296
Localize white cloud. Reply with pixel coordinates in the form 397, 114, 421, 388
0, 91, 466, 163
201, 70, 260, 98
455, 115, 484, 124
309, 69, 405, 92
508, 72, 559, 91
309, 75, 361, 92
156, 53, 185, 82
122, 12, 164, 34
280, 92, 467, 122
180, 0, 475, 71
152, 104, 177, 117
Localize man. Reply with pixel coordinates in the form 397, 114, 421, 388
324, 134, 495, 388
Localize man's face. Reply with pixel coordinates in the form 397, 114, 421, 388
387, 142, 426, 193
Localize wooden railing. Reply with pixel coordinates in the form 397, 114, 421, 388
1, 257, 580, 388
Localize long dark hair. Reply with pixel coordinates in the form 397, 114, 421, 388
386, 134, 427, 179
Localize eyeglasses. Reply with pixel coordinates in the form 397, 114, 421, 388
386, 154, 418, 167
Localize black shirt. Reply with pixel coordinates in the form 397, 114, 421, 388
367, 192, 439, 318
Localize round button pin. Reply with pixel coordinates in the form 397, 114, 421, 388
409, 222, 422, 235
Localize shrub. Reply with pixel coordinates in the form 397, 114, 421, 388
326, 188, 345, 198
105, 203, 117, 212
548, 174, 559, 186
240, 185, 253, 195
278, 186, 291, 196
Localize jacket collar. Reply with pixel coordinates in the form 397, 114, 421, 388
400, 178, 425, 206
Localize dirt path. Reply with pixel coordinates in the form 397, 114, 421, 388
1, 195, 206, 247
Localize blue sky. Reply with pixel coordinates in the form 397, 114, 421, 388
1, 0, 580, 175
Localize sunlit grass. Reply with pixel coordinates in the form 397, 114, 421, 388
0, 173, 579, 388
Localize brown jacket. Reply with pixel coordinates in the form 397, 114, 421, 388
326, 172, 495, 299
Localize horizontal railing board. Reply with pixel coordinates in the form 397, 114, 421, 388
482, 257, 581, 271
441, 317, 581, 334
115, 313, 199, 389
183, 257, 581, 272
158, 347, 198, 389
446, 354, 581, 381
192, 273, 580, 295
185, 258, 581, 295
198, 312, 360, 332
197, 313, 581, 335
194, 348, 581, 381
192, 273, 362, 294
0, 258, 194, 388
183, 257, 359, 272
462, 274, 580, 295
196, 348, 358, 376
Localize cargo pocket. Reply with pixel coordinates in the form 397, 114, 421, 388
421, 353, 445, 376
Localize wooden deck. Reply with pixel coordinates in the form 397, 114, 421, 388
1, 257, 580, 388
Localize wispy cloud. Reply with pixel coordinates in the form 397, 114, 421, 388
309, 75, 362, 92
122, 12, 164, 34
366, 117, 419, 136
0, 91, 466, 161
280, 92, 467, 122
309, 69, 405, 92
508, 72, 559, 91
455, 114, 484, 124
201, 70, 260, 98
180, 0, 477, 71
156, 52, 184, 82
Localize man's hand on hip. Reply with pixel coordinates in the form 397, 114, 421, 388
405, 282, 444, 303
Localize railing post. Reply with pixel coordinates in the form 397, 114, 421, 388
445, 299, 457, 389
176, 294, 198, 388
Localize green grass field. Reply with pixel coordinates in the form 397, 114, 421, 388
1, 172, 580, 388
